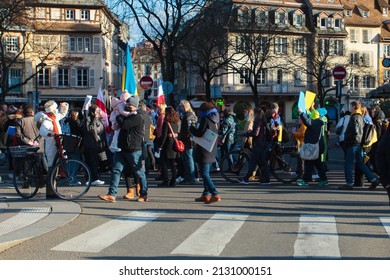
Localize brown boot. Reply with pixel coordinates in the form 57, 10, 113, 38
123, 188, 134, 199
135, 183, 141, 197
205, 194, 221, 204
194, 194, 210, 202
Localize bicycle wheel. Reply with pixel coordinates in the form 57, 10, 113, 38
220, 150, 250, 183
50, 159, 91, 200
270, 150, 303, 184
13, 158, 40, 199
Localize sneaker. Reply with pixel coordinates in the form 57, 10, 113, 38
297, 180, 309, 186
312, 174, 320, 181
338, 184, 353, 190
98, 194, 116, 203
205, 194, 221, 204
194, 178, 200, 182
91, 179, 105, 186
369, 179, 380, 190
318, 180, 329, 186
69, 181, 82, 186
236, 178, 248, 185
194, 194, 210, 202
175, 176, 184, 183
259, 181, 271, 186
109, 146, 121, 153
137, 195, 148, 202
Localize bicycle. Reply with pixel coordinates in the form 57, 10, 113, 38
11, 134, 92, 200
219, 140, 303, 184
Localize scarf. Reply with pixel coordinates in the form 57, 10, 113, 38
198, 108, 218, 123
46, 112, 59, 134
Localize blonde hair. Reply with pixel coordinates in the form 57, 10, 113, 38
180, 100, 194, 113
157, 103, 167, 113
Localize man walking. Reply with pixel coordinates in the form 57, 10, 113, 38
98, 95, 149, 202
338, 101, 379, 190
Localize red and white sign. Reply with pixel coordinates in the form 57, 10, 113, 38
332, 66, 347, 80
139, 76, 153, 89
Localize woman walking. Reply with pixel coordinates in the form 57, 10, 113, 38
190, 102, 220, 204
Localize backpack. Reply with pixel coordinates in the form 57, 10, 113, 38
361, 122, 377, 148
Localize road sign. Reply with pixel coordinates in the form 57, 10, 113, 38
139, 76, 153, 89
382, 58, 390, 68
162, 81, 173, 94
332, 66, 347, 80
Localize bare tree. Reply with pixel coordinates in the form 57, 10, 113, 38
108, 0, 208, 105
0, 0, 57, 102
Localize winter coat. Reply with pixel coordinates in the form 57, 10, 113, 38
159, 120, 180, 159
82, 112, 105, 151
190, 111, 219, 164
117, 113, 144, 152
39, 113, 64, 167
300, 113, 325, 155
16, 116, 44, 153
344, 110, 364, 146
244, 119, 269, 149
179, 111, 197, 149
219, 114, 236, 144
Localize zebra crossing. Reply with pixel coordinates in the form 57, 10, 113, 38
2, 207, 390, 258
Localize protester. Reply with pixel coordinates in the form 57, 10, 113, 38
336, 111, 351, 154
376, 125, 390, 206
98, 95, 148, 203
190, 102, 220, 204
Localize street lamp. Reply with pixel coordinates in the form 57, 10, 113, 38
35, 61, 47, 111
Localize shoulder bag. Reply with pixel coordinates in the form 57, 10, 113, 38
167, 122, 185, 153
299, 130, 322, 161
336, 117, 345, 136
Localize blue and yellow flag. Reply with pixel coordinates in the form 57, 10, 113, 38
121, 44, 138, 95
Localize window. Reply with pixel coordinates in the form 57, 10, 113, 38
277, 69, 283, 84
362, 76, 373, 88
362, 30, 371, 43
81, 10, 90, 20
294, 70, 303, 86
384, 45, 390, 57
65, 9, 75, 20
384, 8, 388, 16
350, 29, 358, 43
257, 36, 268, 53
275, 37, 287, 54
334, 40, 343, 55
239, 69, 250, 84
318, 39, 330, 56
350, 52, 359, 65
320, 18, 327, 28
320, 70, 330, 87
363, 11, 369, 18
58, 68, 69, 87
8, 69, 22, 93
294, 14, 303, 27
361, 52, 371, 66
257, 69, 267, 85
76, 68, 89, 87
69, 36, 91, 53
346, 10, 352, 17
334, 18, 341, 29
351, 76, 359, 88
256, 11, 266, 24
236, 36, 248, 52
5, 37, 19, 52
293, 38, 305, 55
237, 8, 249, 22
384, 70, 390, 81
38, 68, 50, 87
277, 12, 286, 25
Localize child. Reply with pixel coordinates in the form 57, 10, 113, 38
109, 91, 135, 152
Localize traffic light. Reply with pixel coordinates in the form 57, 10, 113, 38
217, 99, 224, 106
325, 100, 330, 105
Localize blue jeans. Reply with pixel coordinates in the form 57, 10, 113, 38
344, 145, 376, 185
244, 146, 270, 182
108, 150, 148, 197
199, 162, 218, 196
181, 148, 195, 181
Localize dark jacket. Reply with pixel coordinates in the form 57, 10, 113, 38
16, 116, 44, 153
82, 112, 105, 150
245, 119, 269, 148
300, 113, 325, 155
376, 127, 390, 186
344, 111, 364, 146
159, 120, 180, 159
117, 113, 144, 152
190, 111, 219, 164
138, 109, 152, 143
179, 111, 197, 149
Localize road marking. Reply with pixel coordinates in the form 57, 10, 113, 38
379, 217, 390, 237
0, 207, 51, 237
51, 210, 165, 253
294, 215, 340, 259
171, 212, 248, 256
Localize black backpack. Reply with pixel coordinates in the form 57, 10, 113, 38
361, 122, 376, 147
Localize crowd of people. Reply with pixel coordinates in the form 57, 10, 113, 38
1, 98, 390, 206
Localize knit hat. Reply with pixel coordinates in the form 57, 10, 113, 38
309, 110, 320, 120
126, 95, 140, 108
44, 100, 58, 113
111, 97, 121, 109
120, 90, 131, 102
317, 108, 327, 117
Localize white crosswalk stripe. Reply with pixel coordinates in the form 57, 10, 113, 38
51, 210, 165, 253
379, 217, 390, 237
171, 212, 249, 256
294, 215, 341, 259
0, 207, 51, 237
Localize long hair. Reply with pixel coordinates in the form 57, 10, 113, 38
165, 106, 180, 123
180, 100, 194, 114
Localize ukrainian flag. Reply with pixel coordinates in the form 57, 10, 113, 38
121, 43, 138, 95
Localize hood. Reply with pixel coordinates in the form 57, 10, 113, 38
207, 111, 220, 124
